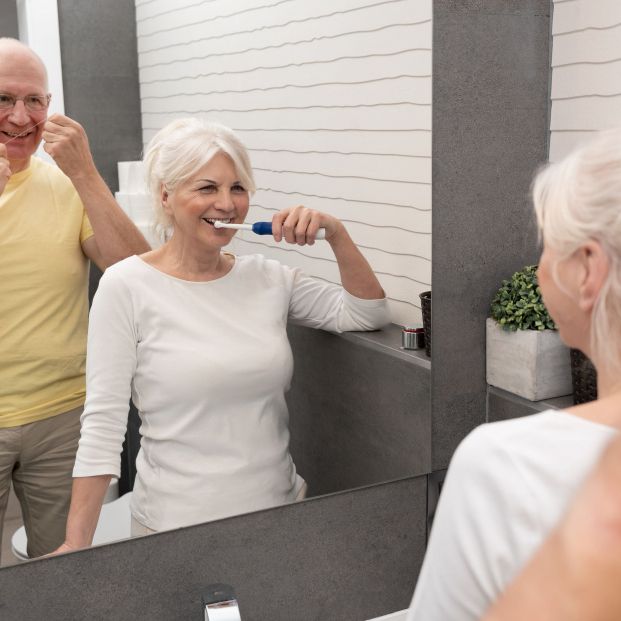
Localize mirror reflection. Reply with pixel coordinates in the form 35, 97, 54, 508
67, 117, 389, 547
0, 0, 432, 565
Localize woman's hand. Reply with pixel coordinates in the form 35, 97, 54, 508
271, 205, 345, 245
272, 205, 384, 300
47, 541, 81, 556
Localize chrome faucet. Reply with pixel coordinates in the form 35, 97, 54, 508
202, 584, 241, 621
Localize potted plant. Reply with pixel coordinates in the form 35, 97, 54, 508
486, 265, 573, 401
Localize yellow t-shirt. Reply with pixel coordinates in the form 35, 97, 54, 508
0, 157, 94, 427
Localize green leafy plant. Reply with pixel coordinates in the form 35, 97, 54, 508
490, 265, 556, 331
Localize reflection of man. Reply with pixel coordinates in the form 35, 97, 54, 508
0, 37, 149, 559
484, 431, 621, 621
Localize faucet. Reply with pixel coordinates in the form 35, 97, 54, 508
202, 583, 241, 621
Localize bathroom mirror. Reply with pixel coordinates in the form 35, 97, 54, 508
0, 5, 561, 620
0, 0, 432, 567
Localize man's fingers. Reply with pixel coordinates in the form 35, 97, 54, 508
0, 143, 7, 158
44, 114, 75, 137
46, 112, 74, 127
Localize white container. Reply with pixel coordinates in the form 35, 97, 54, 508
117, 161, 146, 194
486, 318, 573, 401
114, 191, 134, 218
129, 193, 154, 223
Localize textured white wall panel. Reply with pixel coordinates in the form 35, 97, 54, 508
552, 0, 621, 33
550, 0, 621, 162
135, 0, 432, 325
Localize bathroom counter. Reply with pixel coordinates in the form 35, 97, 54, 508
487, 385, 574, 422
339, 323, 431, 369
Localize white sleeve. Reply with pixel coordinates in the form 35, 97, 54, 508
406, 426, 541, 621
72, 269, 137, 478
287, 268, 391, 332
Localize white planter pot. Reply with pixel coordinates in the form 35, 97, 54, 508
486, 318, 573, 401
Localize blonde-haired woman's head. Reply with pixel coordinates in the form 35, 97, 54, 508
143, 118, 255, 239
533, 128, 621, 375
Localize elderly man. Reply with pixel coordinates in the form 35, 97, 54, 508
0, 37, 149, 559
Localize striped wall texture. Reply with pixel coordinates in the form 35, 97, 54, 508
135, 0, 432, 326
550, 0, 621, 161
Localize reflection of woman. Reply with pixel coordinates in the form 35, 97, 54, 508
56, 118, 389, 551
407, 128, 621, 621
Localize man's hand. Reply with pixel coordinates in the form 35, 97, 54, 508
42, 113, 97, 181
0, 143, 11, 195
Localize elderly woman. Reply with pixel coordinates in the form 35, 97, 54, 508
407, 127, 621, 621
56, 118, 389, 550
484, 431, 621, 621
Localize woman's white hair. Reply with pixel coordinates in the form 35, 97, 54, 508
532, 127, 621, 372
143, 118, 255, 239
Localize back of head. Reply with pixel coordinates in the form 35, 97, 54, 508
532, 128, 621, 371
143, 118, 255, 238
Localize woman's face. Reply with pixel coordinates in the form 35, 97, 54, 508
537, 242, 589, 351
163, 151, 250, 248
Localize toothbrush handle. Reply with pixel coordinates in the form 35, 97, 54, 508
252, 222, 326, 240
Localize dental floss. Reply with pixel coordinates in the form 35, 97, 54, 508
4, 117, 48, 145
213, 220, 327, 240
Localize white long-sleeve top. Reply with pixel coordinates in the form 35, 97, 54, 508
406, 410, 616, 621
74, 253, 390, 531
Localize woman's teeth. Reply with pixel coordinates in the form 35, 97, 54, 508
203, 218, 231, 225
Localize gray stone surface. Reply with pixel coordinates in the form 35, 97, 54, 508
338, 323, 432, 368
56, 0, 143, 301
431, 0, 550, 469
487, 385, 574, 423
0, 476, 427, 621
0, 0, 18, 38
57, 0, 143, 191
287, 325, 431, 495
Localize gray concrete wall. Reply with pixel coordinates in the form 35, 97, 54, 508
56, 0, 144, 300
487, 386, 572, 423
0, 0, 18, 38
0, 476, 427, 621
431, 0, 551, 470
288, 325, 431, 495
56, 0, 143, 191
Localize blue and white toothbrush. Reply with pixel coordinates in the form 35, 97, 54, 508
214, 220, 326, 240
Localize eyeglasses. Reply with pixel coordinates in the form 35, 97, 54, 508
0, 93, 51, 112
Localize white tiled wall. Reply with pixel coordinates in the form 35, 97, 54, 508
134, 0, 432, 325
550, 0, 621, 161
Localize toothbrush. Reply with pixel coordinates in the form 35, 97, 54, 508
214, 220, 326, 240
